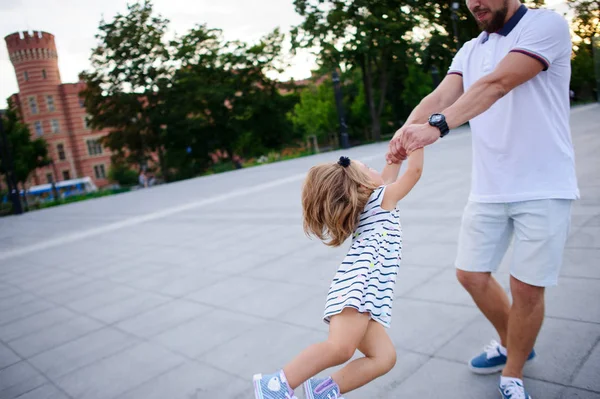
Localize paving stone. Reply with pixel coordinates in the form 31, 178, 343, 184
0, 361, 47, 399
8, 316, 104, 358
55, 342, 185, 399
572, 340, 600, 393
29, 327, 139, 379
153, 309, 263, 358
389, 298, 479, 355
116, 361, 247, 399
0, 106, 597, 399
437, 315, 600, 385
0, 307, 78, 342
115, 299, 211, 338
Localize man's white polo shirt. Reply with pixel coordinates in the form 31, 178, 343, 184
448, 5, 579, 203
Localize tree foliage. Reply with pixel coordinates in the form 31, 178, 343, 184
0, 103, 50, 188
288, 81, 337, 143
82, 1, 298, 181
77, 0, 598, 185
568, 0, 600, 43
81, 1, 172, 178
292, 0, 421, 140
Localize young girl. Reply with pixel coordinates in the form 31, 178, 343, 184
253, 148, 424, 399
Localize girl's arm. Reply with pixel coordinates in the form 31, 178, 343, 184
381, 160, 402, 185
381, 148, 424, 210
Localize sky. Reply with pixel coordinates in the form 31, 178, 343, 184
0, 0, 569, 109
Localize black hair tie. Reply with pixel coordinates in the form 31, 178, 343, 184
338, 156, 351, 168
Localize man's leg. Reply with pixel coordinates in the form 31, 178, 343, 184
501, 199, 572, 379
502, 276, 545, 378
456, 270, 511, 346
455, 201, 513, 346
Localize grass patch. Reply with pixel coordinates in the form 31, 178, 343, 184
36, 187, 131, 210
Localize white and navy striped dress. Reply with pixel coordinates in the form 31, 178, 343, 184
323, 185, 402, 328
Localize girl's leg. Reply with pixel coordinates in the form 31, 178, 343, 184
331, 320, 397, 394
283, 308, 371, 389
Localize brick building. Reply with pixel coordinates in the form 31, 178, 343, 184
5, 31, 112, 188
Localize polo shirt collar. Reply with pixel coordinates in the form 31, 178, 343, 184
481, 4, 528, 43
497, 4, 528, 36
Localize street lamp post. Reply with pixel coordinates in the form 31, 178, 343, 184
431, 65, 441, 88
593, 36, 600, 103
49, 160, 59, 201
332, 70, 351, 149
451, 2, 461, 51
0, 116, 23, 215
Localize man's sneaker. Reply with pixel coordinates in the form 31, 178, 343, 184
468, 340, 536, 374
303, 377, 344, 399
499, 379, 532, 399
253, 371, 297, 399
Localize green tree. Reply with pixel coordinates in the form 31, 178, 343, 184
568, 0, 600, 42
568, 1, 599, 101
167, 24, 296, 177
0, 104, 50, 192
348, 73, 371, 140
288, 81, 338, 144
571, 43, 597, 100
80, 0, 172, 180
108, 160, 139, 186
292, 0, 418, 141
401, 64, 434, 111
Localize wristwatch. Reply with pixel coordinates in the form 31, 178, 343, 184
428, 113, 450, 138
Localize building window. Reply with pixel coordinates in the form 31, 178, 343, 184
79, 98, 85, 108
86, 139, 103, 155
51, 119, 60, 133
57, 144, 66, 160
46, 95, 55, 112
42, 69, 47, 79
29, 97, 38, 114
94, 164, 106, 179
62, 170, 70, 180
83, 116, 91, 129
24, 71, 29, 81
46, 173, 53, 183
34, 121, 43, 136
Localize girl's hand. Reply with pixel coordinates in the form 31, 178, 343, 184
387, 129, 408, 164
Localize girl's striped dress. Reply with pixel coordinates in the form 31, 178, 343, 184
323, 185, 402, 328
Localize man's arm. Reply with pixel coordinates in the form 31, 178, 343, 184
400, 52, 546, 154
393, 74, 464, 139
442, 52, 545, 129
387, 74, 463, 162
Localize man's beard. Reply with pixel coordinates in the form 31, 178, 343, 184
474, 0, 510, 33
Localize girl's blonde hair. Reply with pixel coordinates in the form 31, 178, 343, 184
302, 159, 378, 247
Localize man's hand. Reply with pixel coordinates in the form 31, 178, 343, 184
386, 127, 408, 164
401, 123, 440, 154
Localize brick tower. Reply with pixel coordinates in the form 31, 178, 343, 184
5, 31, 111, 188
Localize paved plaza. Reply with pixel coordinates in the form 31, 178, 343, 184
0, 104, 599, 399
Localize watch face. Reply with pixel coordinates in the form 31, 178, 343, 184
431, 114, 442, 123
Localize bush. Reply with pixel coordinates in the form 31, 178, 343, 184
37, 187, 130, 210
210, 161, 236, 174
242, 145, 313, 167
0, 201, 12, 216
108, 163, 139, 186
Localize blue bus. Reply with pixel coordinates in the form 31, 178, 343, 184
22, 177, 98, 203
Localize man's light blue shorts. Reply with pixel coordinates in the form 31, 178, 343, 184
455, 199, 572, 287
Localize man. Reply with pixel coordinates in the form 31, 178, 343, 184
138, 170, 148, 188
387, 1, 579, 398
